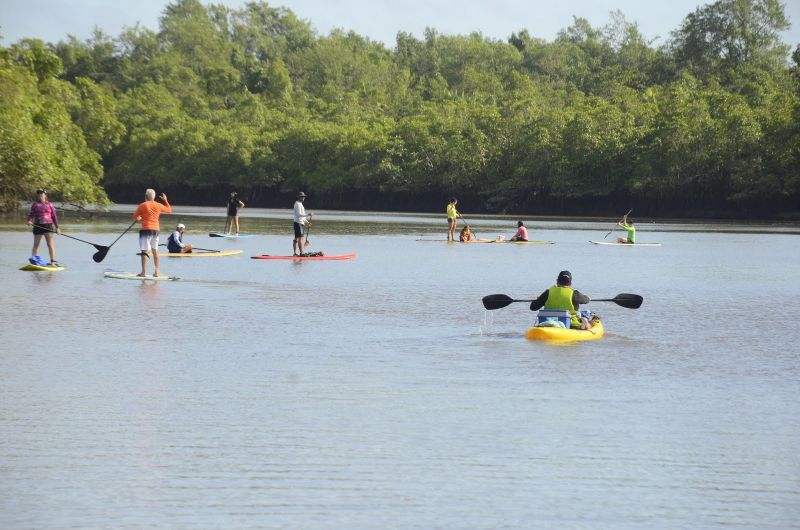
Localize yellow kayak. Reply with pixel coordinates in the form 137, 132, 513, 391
525, 320, 605, 342
163, 249, 243, 257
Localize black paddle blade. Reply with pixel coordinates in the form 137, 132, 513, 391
482, 294, 516, 310
92, 246, 110, 263
613, 293, 643, 309
591, 293, 643, 309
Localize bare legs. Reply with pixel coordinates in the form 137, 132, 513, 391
32, 233, 57, 264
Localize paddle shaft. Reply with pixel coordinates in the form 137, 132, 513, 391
604, 209, 633, 239
482, 292, 642, 310
460, 215, 476, 238
33, 224, 102, 249
159, 244, 220, 253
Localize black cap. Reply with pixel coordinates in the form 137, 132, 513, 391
557, 270, 572, 285
36, 188, 46, 194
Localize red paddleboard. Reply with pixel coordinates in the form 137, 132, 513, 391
251, 253, 356, 261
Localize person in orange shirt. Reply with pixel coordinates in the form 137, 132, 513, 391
132, 188, 172, 277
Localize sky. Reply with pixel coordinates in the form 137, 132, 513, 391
1, 0, 800, 49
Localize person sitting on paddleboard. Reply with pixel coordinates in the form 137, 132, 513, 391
27, 188, 61, 267
529, 270, 593, 330
459, 225, 474, 242
510, 220, 529, 242
617, 214, 636, 244
167, 223, 192, 254
446, 198, 461, 242
293, 192, 312, 256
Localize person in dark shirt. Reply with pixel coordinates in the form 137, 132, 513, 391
225, 192, 245, 235
529, 270, 593, 330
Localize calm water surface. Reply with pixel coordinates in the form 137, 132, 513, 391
1, 208, 799, 529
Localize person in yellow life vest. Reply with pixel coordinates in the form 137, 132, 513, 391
529, 270, 593, 329
459, 225, 474, 242
446, 198, 461, 242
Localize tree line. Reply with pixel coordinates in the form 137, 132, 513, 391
1, 0, 798, 218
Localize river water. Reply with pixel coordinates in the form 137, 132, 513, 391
1, 207, 799, 529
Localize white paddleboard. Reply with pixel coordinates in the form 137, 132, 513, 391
589, 241, 662, 247
104, 271, 180, 281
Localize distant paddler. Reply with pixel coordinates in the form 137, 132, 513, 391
26, 188, 61, 267
167, 223, 193, 254
293, 191, 313, 256
510, 220, 529, 242
616, 213, 636, 245
133, 189, 172, 277
446, 198, 462, 242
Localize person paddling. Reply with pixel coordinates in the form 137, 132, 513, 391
529, 270, 593, 330
510, 220, 529, 242
167, 223, 192, 254
133, 189, 172, 277
26, 188, 60, 266
446, 198, 461, 242
293, 192, 312, 256
616, 214, 636, 245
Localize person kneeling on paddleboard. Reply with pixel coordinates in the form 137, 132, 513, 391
529, 271, 593, 330
617, 214, 636, 244
167, 223, 192, 254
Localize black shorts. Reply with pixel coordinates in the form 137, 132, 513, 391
293, 222, 304, 238
33, 223, 54, 235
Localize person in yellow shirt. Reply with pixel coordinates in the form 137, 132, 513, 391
446, 198, 461, 242
132, 189, 172, 277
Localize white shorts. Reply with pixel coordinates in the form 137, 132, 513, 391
139, 230, 159, 251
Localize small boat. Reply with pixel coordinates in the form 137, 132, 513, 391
251, 253, 356, 261
19, 263, 64, 272
104, 271, 180, 281
525, 320, 605, 342
163, 249, 243, 257
589, 241, 661, 247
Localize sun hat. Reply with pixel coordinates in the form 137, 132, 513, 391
296, 191, 307, 199
177, 223, 185, 230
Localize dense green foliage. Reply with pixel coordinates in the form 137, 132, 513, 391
1, 0, 798, 217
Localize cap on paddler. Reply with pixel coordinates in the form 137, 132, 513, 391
296, 191, 307, 199
557, 270, 572, 286
177, 223, 185, 230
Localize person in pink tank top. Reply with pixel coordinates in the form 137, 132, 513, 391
26, 188, 61, 266
510, 220, 528, 242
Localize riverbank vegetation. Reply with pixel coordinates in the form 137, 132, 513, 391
1, 0, 798, 218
